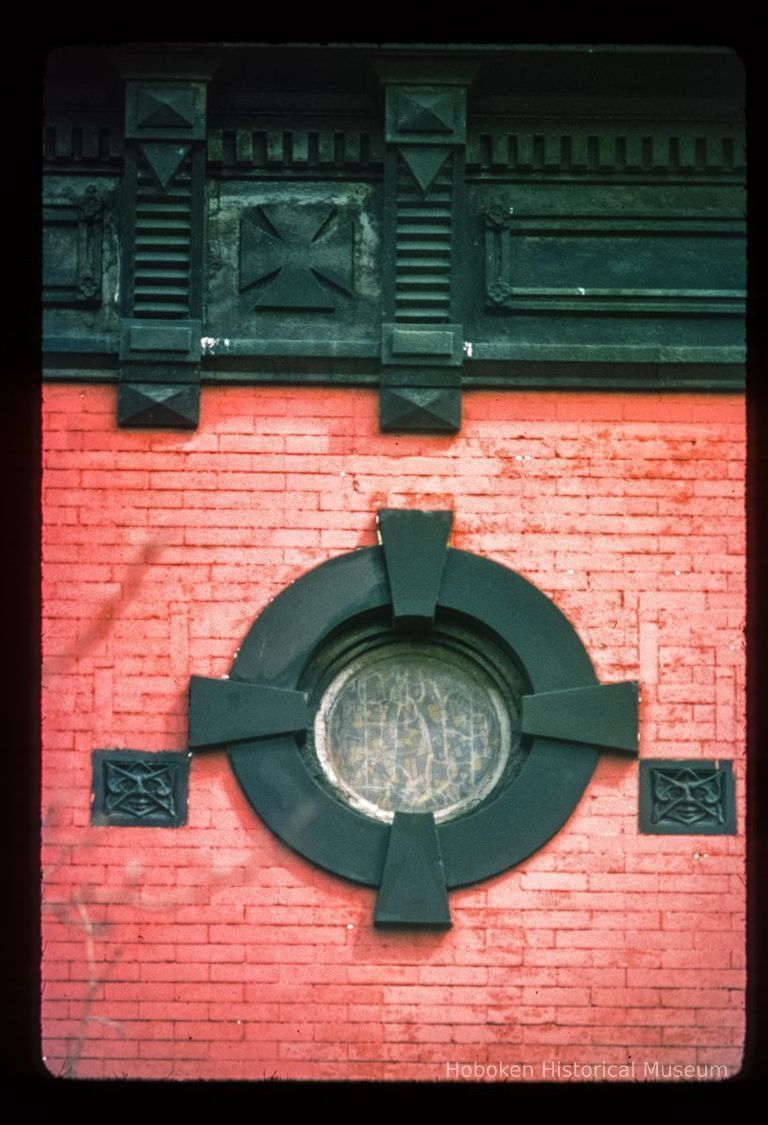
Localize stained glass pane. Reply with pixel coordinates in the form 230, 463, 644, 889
314, 643, 511, 822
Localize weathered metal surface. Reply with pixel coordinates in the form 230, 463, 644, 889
520, 682, 639, 755
374, 812, 452, 928
43, 45, 746, 426
639, 761, 735, 834
116, 381, 199, 429
185, 512, 640, 917
91, 750, 189, 827
188, 675, 308, 748
378, 507, 453, 628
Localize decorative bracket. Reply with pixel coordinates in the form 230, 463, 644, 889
116, 57, 216, 428
43, 47, 746, 398
375, 61, 476, 433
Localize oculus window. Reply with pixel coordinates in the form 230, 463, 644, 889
308, 627, 528, 824
188, 509, 639, 927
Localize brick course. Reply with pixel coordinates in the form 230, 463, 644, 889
41, 384, 746, 1081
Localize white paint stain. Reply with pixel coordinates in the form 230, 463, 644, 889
201, 336, 233, 355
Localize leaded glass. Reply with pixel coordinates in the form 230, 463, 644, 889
314, 643, 511, 822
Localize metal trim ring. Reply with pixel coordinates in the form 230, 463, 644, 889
227, 544, 601, 889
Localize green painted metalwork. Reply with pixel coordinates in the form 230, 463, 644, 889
91, 750, 189, 828
188, 676, 308, 749
378, 508, 453, 627
520, 683, 639, 755
116, 382, 199, 429
240, 203, 354, 311
374, 813, 452, 928
186, 508, 639, 925
638, 761, 735, 835
114, 54, 214, 428
44, 45, 746, 430
379, 384, 461, 433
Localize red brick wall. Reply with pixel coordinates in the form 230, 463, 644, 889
41, 383, 746, 1081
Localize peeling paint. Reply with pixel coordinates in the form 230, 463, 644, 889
201, 336, 233, 356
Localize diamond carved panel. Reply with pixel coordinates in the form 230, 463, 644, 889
638, 761, 735, 835
91, 750, 189, 827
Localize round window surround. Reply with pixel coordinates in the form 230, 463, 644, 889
187, 510, 638, 925
308, 625, 528, 824
223, 541, 605, 890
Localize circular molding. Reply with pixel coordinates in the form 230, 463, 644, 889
227, 543, 601, 889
